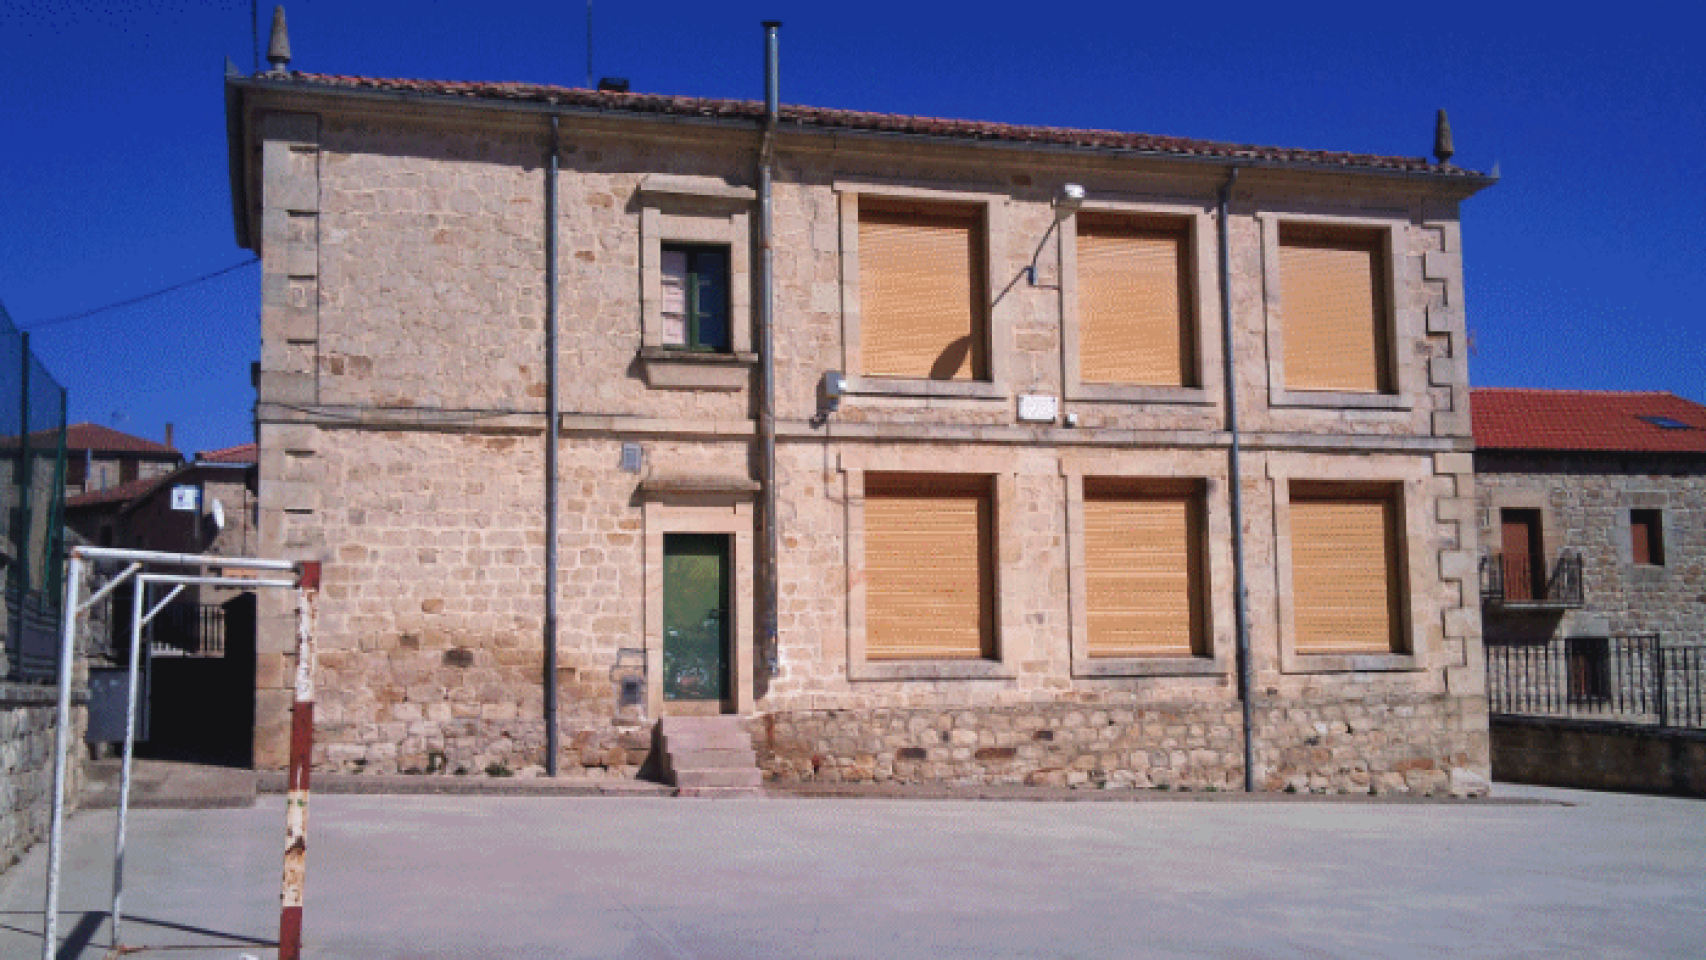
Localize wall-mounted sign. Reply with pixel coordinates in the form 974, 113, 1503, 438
170, 485, 201, 512
1017, 394, 1059, 423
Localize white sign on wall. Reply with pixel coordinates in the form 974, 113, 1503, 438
170, 485, 201, 512
1017, 394, 1059, 423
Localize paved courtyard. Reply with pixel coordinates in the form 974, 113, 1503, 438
1, 786, 1702, 958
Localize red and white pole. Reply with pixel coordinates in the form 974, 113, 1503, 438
279, 561, 321, 960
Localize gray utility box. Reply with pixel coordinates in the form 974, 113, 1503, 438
87, 666, 148, 743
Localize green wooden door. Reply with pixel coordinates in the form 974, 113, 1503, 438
662, 533, 729, 702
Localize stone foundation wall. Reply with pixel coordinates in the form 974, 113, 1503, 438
1492, 715, 1706, 798
754, 693, 1489, 796
1, 686, 85, 877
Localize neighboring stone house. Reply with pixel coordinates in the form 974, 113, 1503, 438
66, 441, 258, 577
224, 37, 1495, 792
1473, 389, 1704, 710
59, 423, 181, 499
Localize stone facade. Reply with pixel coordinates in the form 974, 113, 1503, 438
0, 685, 86, 876
228, 73, 1493, 792
1476, 451, 1706, 643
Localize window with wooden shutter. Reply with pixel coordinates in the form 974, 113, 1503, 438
1631, 509, 1664, 566
1289, 485, 1404, 654
1279, 225, 1391, 394
863, 473, 994, 660
1082, 478, 1205, 658
858, 202, 987, 381
1077, 216, 1195, 387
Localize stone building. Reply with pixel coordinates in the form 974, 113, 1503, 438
223, 35, 1495, 792
1473, 389, 1706, 719
59, 423, 182, 499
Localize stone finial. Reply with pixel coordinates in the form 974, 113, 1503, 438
267, 6, 292, 74
1434, 109, 1455, 166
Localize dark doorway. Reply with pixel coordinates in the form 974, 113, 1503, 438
137, 592, 258, 767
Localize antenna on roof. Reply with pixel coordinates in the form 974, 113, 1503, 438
251, 0, 260, 74
1433, 109, 1454, 166
586, 0, 594, 89
267, 5, 291, 75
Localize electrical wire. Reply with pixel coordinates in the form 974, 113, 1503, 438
21, 259, 259, 331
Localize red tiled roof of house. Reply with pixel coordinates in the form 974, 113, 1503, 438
1472, 389, 1706, 454
198, 441, 256, 464
64, 422, 179, 455
274, 73, 1477, 179
65, 473, 168, 510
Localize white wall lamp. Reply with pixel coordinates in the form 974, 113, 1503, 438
1026, 183, 1085, 285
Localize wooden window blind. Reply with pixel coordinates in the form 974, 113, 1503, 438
1082, 479, 1204, 658
1279, 226, 1391, 393
863, 474, 994, 660
1077, 218, 1195, 386
858, 204, 987, 381
1290, 489, 1403, 654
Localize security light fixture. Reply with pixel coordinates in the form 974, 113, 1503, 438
1028, 184, 1086, 285
1052, 183, 1086, 221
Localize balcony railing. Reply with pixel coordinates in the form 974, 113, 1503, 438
1480, 551, 1584, 609
1486, 634, 1706, 730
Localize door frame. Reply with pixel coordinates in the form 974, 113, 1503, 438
642, 496, 754, 718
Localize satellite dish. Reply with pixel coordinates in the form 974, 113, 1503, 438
212, 499, 226, 531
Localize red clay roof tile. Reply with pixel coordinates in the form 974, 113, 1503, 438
1472, 389, 1706, 454
274, 73, 1475, 178
197, 441, 256, 464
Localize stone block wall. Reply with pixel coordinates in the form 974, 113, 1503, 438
1492, 716, 1706, 797
1, 685, 85, 877
1477, 453, 1706, 642
756, 693, 1487, 795
235, 86, 1490, 789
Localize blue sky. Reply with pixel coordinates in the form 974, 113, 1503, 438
1, 1, 1700, 457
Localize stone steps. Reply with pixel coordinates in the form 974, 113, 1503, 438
658, 716, 764, 798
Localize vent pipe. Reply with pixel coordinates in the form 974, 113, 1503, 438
1218, 167, 1257, 793
543, 115, 562, 774
757, 21, 782, 682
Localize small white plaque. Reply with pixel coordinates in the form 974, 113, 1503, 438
170, 485, 201, 512
1017, 394, 1058, 423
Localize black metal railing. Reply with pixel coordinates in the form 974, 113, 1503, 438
147, 603, 227, 658
1486, 634, 1706, 729
1480, 552, 1584, 608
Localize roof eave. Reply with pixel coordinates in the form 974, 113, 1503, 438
228, 75, 1498, 196
225, 72, 255, 252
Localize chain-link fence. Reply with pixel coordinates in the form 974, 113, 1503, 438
0, 298, 68, 682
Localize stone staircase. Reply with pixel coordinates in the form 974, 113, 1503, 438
656, 716, 764, 798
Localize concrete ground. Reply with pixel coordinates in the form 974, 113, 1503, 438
1, 786, 1702, 959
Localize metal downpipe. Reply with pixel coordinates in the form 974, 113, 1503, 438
757, 22, 781, 680
1218, 167, 1257, 793
544, 114, 561, 774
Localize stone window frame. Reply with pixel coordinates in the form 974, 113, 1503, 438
1059, 199, 1221, 408
840, 449, 1019, 681
1258, 212, 1420, 412
834, 179, 1013, 401
1060, 451, 1234, 678
1620, 492, 1673, 585
638, 480, 757, 717
1268, 454, 1433, 674
636, 175, 757, 392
